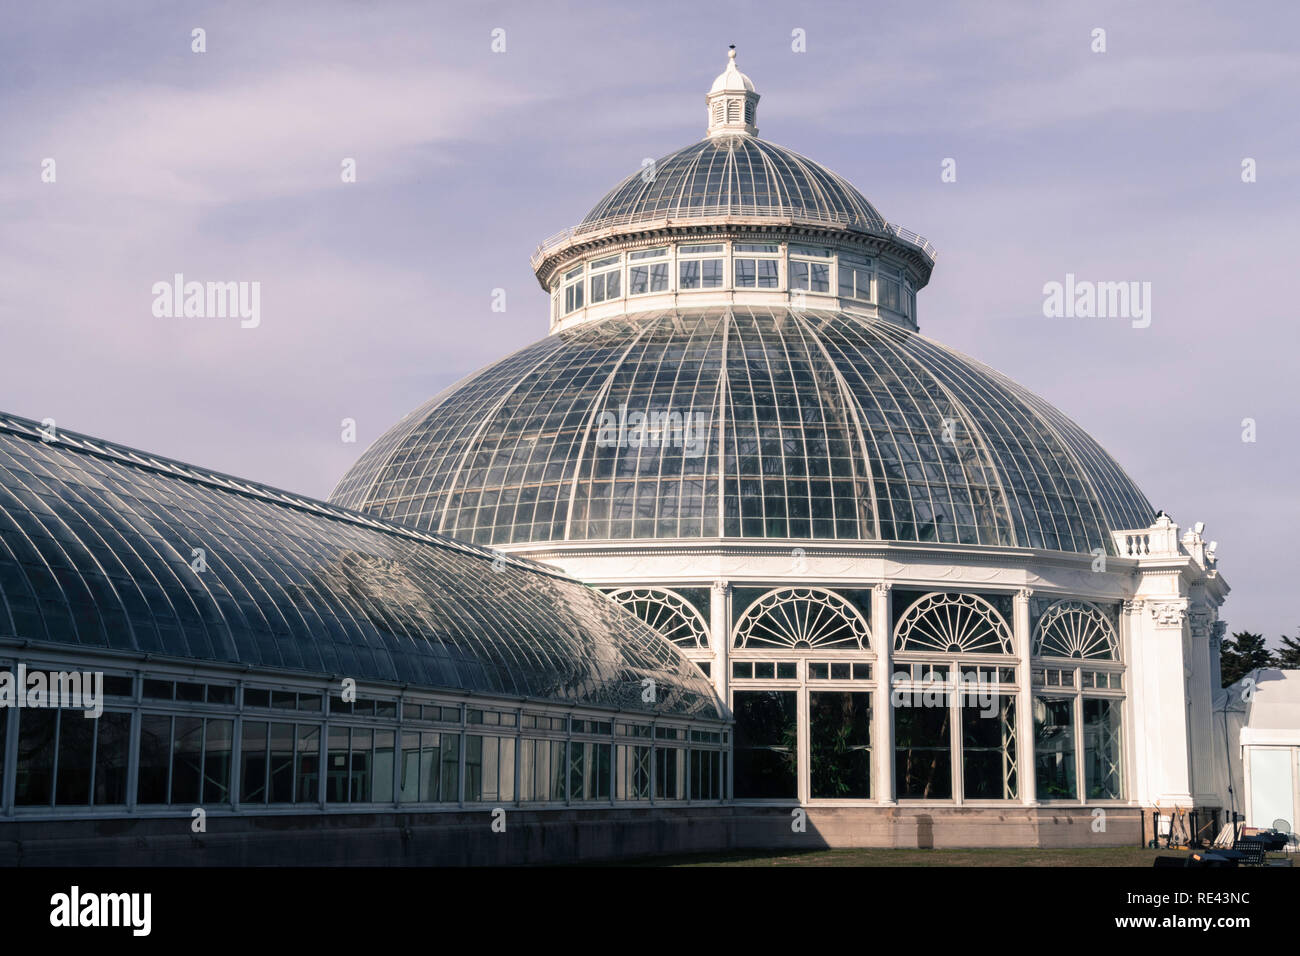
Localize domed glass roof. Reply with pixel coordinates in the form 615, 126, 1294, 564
0, 412, 719, 717
330, 309, 1152, 555
578, 137, 888, 233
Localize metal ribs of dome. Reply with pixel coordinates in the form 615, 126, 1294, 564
583, 138, 886, 232
0, 412, 720, 717
329, 309, 1152, 555
531, 138, 938, 275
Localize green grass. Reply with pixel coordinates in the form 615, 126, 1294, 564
623, 846, 1192, 867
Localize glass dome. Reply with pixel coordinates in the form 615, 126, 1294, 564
0, 413, 720, 717
330, 308, 1152, 555
579, 137, 888, 235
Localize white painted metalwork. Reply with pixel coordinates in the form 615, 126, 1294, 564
894, 592, 1013, 654
606, 587, 710, 648
1033, 600, 1119, 660
733, 587, 870, 650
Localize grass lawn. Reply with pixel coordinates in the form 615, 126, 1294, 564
626, 846, 1192, 866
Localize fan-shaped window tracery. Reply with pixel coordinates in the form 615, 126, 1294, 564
733, 588, 870, 650
605, 587, 710, 649
1033, 601, 1119, 661
893, 592, 1012, 655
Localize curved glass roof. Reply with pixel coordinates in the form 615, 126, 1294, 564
331, 309, 1152, 555
578, 137, 887, 233
0, 413, 720, 718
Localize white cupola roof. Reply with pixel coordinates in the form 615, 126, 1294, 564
706, 46, 759, 138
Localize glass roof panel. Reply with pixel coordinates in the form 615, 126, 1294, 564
0, 415, 720, 718
332, 309, 1152, 555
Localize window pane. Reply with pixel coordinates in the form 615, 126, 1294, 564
854, 268, 873, 301
465, 735, 484, 801
1083, 698, 1122, 799
94, 711, 131, 806
484, 736, 501, 800
791, 261, 810, 290
440, 733, 460, 802
170, 716, 203, 805
16, 709, 58, 806
701, 259, 722, 288
894, 698, 952, 799
809, 262, 829, 293
419, 731, 441, 802
810, 691, 871, 799
838, 263, 854, 297
501, 737, 516, 801
879, 275, 900, 309
629, 265, 649, 295
655, 746, 684, 800
241, 720, 269, 804
399, 731, 420, 803
1034, 696, 1077, 799
373, 730, 394, 803
349, 727, 371, 802
296, 726, 319, 803
961, 696, 1016, 800
649, 262, 668, 291
203, 719, 233, 803
55, 710, 94, 806
733, 690, 797, 799
325, 726, 348, 802
735, 258, 756, 287
679, 260, 700, 289
270, 722, 295, 802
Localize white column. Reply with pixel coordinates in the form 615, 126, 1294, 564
1013, 588, 1037, 806
871, 583, 895, 804
710, 580, 730, 702
1130, 597, 1194, 807
1187, 602, 1219, 807
710, 580, 734, 801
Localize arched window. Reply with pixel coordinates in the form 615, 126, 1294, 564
605, 587, 709, 648
1033, 601, 1119, 660
893, 592, 1012, 654
733, 587, 870, 650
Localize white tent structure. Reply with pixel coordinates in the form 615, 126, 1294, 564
1213, 668, 1300, 848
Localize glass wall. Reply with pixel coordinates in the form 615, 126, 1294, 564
569, 739, 612, 802
733, 690, 797, 798
1030, 599, 1125, 803
137, 714, 233, 806
244, 721, 318, 805
0, 665, 726, 816
14, 708, 132, 808
551, 239, 919, 323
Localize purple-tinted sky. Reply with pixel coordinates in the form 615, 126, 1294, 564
1, 1, 1297, 644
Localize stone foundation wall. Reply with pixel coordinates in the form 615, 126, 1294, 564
0, 805, 1144, 865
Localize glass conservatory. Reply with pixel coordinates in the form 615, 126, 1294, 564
333, 49, 1231, 841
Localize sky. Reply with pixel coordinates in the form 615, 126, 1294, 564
1, 0, 1297, 644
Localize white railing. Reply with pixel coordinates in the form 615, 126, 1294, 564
529, 206, 938, 271
1112, 516, 1182, 559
